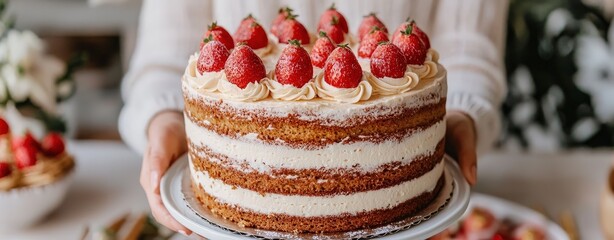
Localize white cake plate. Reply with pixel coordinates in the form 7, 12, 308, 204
161, 155, 470, 240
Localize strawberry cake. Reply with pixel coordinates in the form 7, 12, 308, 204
182, 6, 447, 233
0, 119, 74, 191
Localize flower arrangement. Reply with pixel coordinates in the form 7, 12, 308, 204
0, 0, 84, 136
502, 0, 614, 149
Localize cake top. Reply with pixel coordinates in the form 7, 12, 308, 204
184, 6, 442, 103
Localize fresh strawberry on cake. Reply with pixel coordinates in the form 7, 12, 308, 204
277, 14, 310, 45
310, 31, 336, 69
201, 22, 234, 50
393, 19, 430, 49
271, 7, 293, 38
358, 13, 388, 41
358, 27, 389, 59
234, 15, 270, 52
268, 40, 317, 101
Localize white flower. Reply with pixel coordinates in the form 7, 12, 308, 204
0, 76, 7, 103
1, 103, 46, 138
574, 20, 614, 122
1, 63, 32, 102
57, 81, 73, 99
3, 30, 44, 70
544, 8, 574, 38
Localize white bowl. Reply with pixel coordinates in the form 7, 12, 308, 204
0, 169, 75, 232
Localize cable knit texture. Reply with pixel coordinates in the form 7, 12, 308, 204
120, 0, 509, 156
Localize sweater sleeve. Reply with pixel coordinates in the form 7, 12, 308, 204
430, 0, 509, 154
119, 0, 211, 155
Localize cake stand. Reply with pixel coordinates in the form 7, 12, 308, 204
161, 156, 470, 240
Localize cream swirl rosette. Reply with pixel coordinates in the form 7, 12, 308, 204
266, 71, 317, 101
407, 49, 440, 80
218, 77, 270, 102
185, 54, 224, 92
367, 71, 420, 96
315, 72, 373, 103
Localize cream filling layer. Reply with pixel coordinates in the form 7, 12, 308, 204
191, 158, 445, 217
185, 117, 445, 172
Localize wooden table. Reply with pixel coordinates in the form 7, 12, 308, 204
1, 141, 610, 239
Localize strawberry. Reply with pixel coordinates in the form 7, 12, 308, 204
391, 22, 408, 43
234, 15, 269, 50
322, 17, 345, 44
271, 7, 293, 37
224, 44, 267, 89
324, 45, 363, 88
41, 132, 65, 157
317, 3, 348, 34
358, 13, 388, 41
15, 146, 37, 169
275, 40, 313, 88
11, 132, 39, 151
392, 19, 430, 49
358, 27, 389, 58
0, 118, 9, 135
462, 207, 496, 232
202, 22, 234, 50
197, 37, 230, 73
237, 14, 257, 30
0, 162, 10, 179
310, 31, 336, 68
392, 24, 427, 65
370, 42, 407, 78
278, 15, 310, 45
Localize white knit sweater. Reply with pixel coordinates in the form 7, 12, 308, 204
119, 0, 509, 155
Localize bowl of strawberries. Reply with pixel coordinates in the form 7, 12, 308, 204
0, 118, 75, 232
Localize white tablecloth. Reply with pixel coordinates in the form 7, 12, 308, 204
1, 141, 611, 239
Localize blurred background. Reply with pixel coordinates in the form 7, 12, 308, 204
6, 0, 614, 152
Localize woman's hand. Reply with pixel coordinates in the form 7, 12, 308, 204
140, 111, 192, 235
445, 110, 478, 185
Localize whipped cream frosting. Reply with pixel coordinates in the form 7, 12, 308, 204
265, 80, 317, 101
408, 49, 440, 80
183, 43, 444, 103
183, 66, 447, 127
217, 78, 270, 102
190, 158, 445, 217
314, 72, 373, 103
367, 71, 420, 95
185, 54, 223, 92
186, 117, 445, 173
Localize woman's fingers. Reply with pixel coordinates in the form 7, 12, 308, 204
139, 111, 191, 235
445, 111, 478, 185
